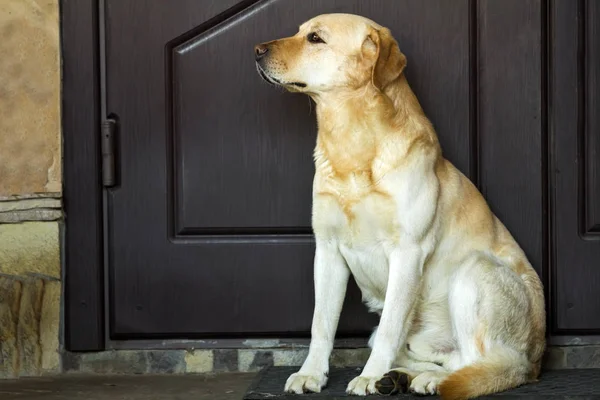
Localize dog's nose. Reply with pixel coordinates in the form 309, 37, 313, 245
254, 44, 269, 61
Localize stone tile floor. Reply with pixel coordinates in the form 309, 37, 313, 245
0, 373, 257, 400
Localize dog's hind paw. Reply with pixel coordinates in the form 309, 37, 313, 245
409, 371, 447, 395
375, 370, 411, 395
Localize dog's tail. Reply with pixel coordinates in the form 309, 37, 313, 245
438, 350, 531, 400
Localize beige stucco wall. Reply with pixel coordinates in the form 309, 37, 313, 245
0, 0, 61, 195
0, 0, 62, 378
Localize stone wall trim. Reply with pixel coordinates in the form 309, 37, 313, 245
58, 346, 600, 376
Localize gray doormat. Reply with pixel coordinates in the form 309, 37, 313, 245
244, 367, 600, 399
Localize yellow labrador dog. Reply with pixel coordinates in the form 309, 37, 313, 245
254, 13, 545, 400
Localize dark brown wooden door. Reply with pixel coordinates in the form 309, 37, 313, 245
103, 0, 600, 340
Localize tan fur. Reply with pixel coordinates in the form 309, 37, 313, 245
438, 360, 529, 400
255, 13, 546, 399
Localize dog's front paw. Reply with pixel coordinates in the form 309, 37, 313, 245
284, 372, 327, 394
346, 375, 380, 396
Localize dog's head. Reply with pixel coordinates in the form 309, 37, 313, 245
254, 13, 407, 95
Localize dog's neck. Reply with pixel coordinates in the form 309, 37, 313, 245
310, 75, 440, 177
381, 74, 426, 120
312, 74, 435, 141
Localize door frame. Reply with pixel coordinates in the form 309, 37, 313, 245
62, 0, 104, 352
62, 0, 599, 352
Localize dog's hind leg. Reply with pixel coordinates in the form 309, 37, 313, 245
437, 255, 534, 399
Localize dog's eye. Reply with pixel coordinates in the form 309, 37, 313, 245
307, 32, 325, 44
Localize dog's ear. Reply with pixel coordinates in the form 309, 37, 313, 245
362, 27, 407, 90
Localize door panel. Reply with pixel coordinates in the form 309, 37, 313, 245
552, 0, 600, 333
477, 0, 544, 278
171, 10, 315, 233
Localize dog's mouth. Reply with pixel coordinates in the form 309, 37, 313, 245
256, 63, 307, 88
257, 66, 277, 85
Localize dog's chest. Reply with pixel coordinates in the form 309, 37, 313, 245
339, 241, 389, 311
313, 173, 396, 308
313, 171, 397, 241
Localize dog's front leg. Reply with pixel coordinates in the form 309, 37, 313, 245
347, 246, 423, 396
285, 239, 350, 394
